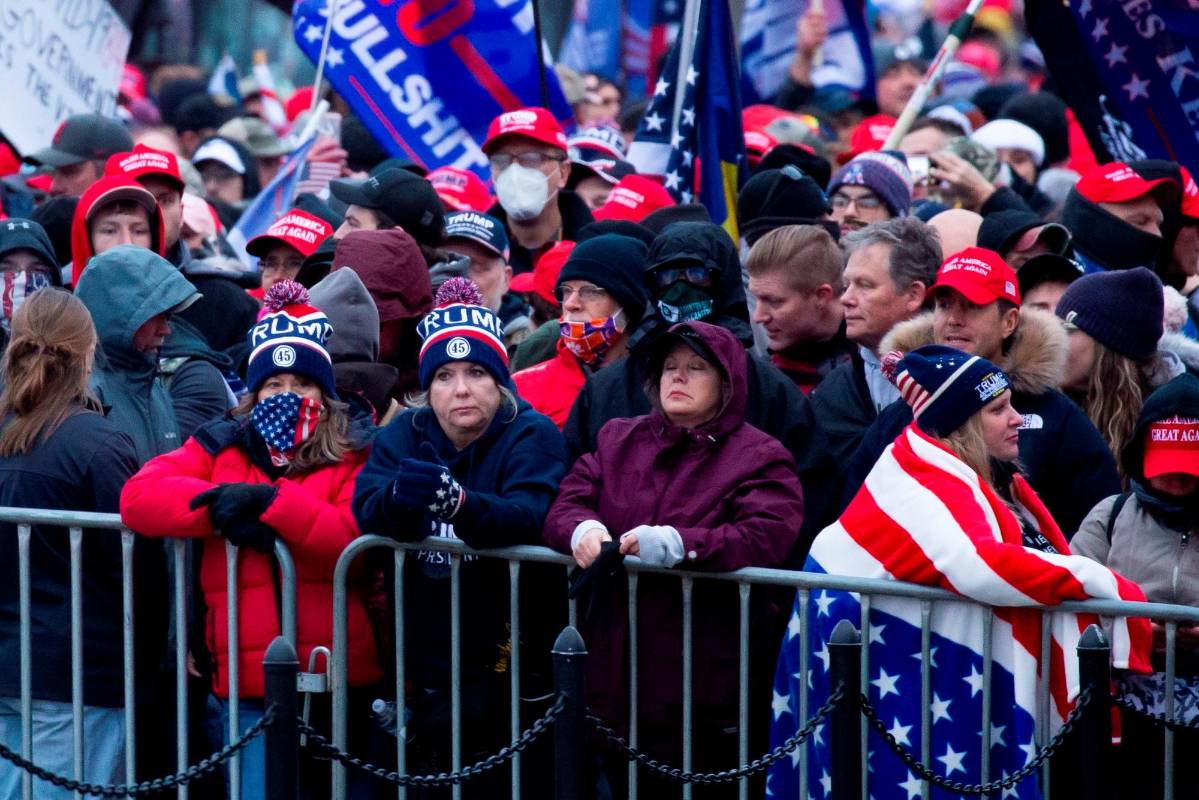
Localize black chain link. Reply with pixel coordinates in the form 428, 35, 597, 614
1113, 696, 1199, 731
0, 703, 276, 797
584, 682, 846, 784
859, 687, 1091, 795
297, 692, 565, 786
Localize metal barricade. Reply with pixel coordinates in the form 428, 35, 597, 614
329, 534, 1199, 800
0, 507, 297, 800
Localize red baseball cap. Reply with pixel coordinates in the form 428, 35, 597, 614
593, 175, 675, 223
745, 130, 778, 167
482, 107, 568, 155
427, 166, 493, 212
931, 247, 1021, 306
837, 114, 896, 164
510, 240, 575, 306
1143, 415, 1199, 478
1179, 167, 1199, 221
1075, 161, 1176, 204
104, 144, 184, 191
246, 209, 334, 258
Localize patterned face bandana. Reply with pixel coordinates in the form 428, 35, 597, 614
250, 392, 323, 466
559, 310, 623, 365
0, 270, 51, 332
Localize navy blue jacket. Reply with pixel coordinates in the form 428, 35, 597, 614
352, 399, 567, 688
842, 310, 1121, 536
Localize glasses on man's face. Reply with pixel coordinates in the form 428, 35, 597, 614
554, 284, 609, 304
261, 258, 303, 273
652, 265, 714, 288
831, 192, 883, 211
489, 152, 566, 172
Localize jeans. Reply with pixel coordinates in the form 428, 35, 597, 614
0, 697, 125, 800
217, 698, 267, 799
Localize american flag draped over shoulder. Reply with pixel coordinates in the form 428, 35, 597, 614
766, 425, 1152, 800
626, 0, 746, 242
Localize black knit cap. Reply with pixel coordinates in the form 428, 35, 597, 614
1055, 266, 1163, 362
556, 234, 650, 326
757, 143, 832, 189
738, 166, 838, 246
576, 219, 654, 247
641, 203, 712, 235
341, 115, 391, 174
998, 92, 1069, 167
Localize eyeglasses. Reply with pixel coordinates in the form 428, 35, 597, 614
652, 265, 714, 288
831, 192, 883, 211
489, 152, 567, 172
261, 257, 303, 273
554, 284, 609, 303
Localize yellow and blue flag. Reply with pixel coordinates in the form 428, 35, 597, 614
627, 0, 747, 244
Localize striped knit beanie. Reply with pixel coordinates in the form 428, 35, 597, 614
417, 277, 510, 389
882, 344, 1010, 437
828, 151, 913, 218
246, 281, 336, 397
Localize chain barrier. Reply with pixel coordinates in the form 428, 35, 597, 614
0, 703, 276, 797
1113, 696, 1199, 732
584, 682, 846, 785
297, 692, 565, 786
858, 687, 1091, 795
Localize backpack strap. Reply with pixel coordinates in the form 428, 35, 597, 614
1104, 491, 1133, 544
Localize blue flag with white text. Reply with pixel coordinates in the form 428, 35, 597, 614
292, 0, 571, 180
227, 134, 318, 268
559, 0, 622, 81
1027, 0, 1199, 175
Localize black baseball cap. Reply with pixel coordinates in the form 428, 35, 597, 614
444, 211, 510, 260
329, 167, 446, 247
567, 150, 636, 188
24, 114, 133, 168
1017, 253, 1084, 297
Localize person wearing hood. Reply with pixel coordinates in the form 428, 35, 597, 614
74, 245, 200, 465
352, 278, 567, 797
157, 316, 236, 442
482, 107, 594, 275
309, 267, 400, 424
68, 175, 164, 286
1061, 161, 1177, 274
564, 221, 834, 560
0, 218, 62, 353
513, 234, 649, 428
547, 320, 803, 797
1130, 159, 1199, 295
121, 282, 383, 799
1072, 373, 1199, 799
843, 247, 1121, 535
331, 228, 433, 401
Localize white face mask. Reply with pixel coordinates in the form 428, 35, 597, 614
494, 164, 555, 222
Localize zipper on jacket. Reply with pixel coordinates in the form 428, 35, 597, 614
1172, 531, 1190, 604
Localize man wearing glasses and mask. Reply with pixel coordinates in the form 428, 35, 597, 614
482, 107, 594, 275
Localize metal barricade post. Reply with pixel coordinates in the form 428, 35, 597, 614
552, 626, 587, 800
264, 636, 300, 800
828, 619, 862, 800
1076, 624, 1114, 800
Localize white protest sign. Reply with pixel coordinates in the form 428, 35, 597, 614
0, 0, 131, 156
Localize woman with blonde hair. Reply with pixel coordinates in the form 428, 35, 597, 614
121, 281, 382, 798
0, 289, 167, 798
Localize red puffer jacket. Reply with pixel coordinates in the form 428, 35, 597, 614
120, 436, 383, 698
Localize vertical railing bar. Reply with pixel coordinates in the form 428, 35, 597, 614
681, 576, 694, 800
628, 571, 639, 800
737, 582, 750, 800
920, 600, 932, 800
981, 611, 993, 786
394, 549, 407, 800
18, 524, 32, 800
568, 593, 578, 631
1039, 611, 1051, 798
226, 540, 240, 800
450, 553, 462, 800
859, 594, 871, 800
70, 527, 84, 799
174, 540, 190, 800
1164, 620, 1177, 800
273, 540, 297, 647
797, 589, 810, 800
122, 530, 137, 784
509, 560, 522, 799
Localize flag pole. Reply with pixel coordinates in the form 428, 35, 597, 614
309, 0, 338, 112
881, 0, 984, 150
532, 0, 550, 107
672, 0, 703, 128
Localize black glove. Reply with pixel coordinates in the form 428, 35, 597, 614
190, 483, 278, 530
219, 515, 278, 554
568, 540, 625, 600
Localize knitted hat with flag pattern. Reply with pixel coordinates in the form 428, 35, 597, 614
882, 344, 1011, 437
417, 278, 510, 390
246, 281, 336, 398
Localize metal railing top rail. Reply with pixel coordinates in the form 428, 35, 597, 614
0, 507, 127, 527
338, 533, 1199, 625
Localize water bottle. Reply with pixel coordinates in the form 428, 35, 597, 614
372, 698, 408, 738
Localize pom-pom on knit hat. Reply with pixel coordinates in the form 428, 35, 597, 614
417, 277, 510, 390
246, 280, 336, 398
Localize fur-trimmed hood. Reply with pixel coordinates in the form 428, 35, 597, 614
880, 306, 1067, 396
1159, 332, 1199, 374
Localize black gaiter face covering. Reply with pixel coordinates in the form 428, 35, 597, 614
1061, 189, 1163, 270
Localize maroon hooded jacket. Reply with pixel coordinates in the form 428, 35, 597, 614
544, 321, 804, 736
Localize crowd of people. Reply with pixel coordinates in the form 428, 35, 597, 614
0, 5, 1196, 798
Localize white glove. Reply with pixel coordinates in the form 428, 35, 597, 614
621, 525, 685, 567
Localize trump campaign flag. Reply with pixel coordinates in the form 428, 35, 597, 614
765, 426, 1150, 800
739, 0, 874, 105
1027, 0, 1199, 175
558, 0, 623, 81
626, 0, 746, 242
292, 0, 572, 180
